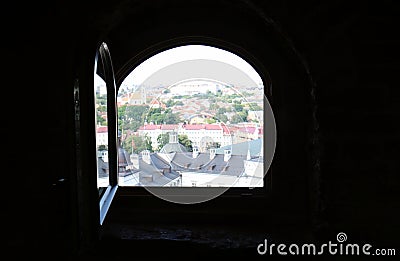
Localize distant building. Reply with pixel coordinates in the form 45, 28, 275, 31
95, 74, 107, 96
117, 87, 146, 106
97, 131, 141, 186
143, 133, 264, 187
97, 150, 109, 187
235, 124, 263, 142
159, 131, 187, 154
135, 150, 181, 186
97, 133, 264, 188
137, 124, 179, 150
149, 99, 166, 109
138, 123, 232, 151
179, 123, 232, 151
96, 126, 108, 146
247, 110, 264, 123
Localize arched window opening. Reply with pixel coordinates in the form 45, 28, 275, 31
107, 44, 276, 194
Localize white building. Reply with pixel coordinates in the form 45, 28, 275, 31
96, 126, 108, 146
247, 110, 264, 123
137, 123, 232, 151
234, 124, 263, 142
137, 124, 179, 150
177, 123, 232, 151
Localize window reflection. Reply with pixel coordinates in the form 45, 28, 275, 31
95, 72, 110, 194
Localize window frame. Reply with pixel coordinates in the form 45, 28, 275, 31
112, 37, 274, 200
95, 42, 119, 225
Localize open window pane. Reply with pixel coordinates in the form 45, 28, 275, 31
95, 73, 109, 196
94, 42, 119, 224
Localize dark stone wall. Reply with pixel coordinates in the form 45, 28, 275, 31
2, 0, 399, 260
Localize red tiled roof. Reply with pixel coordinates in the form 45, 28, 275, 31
204, 124, 221, 130
183, 124, 222, 131
97, 126, 108, 133
238, 126, 263, 135
150, 99, 161, 104
161, 124, 179, 130
183, 125, 204, 130
220, 124, 230, 134
138, 124, 178, 131
239, 127, 256, 134
138, 123, 229, 132
138, 125, 161, 130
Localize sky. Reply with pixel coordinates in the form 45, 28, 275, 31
119, 45, 264, 89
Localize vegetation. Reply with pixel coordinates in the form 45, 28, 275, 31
122, 134, 153, 154
157, 133, 169, 151
109, 86, 261, 149
178, 134, 193, 152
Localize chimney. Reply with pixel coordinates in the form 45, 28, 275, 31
209, 148, 216, 160
224, 149, 232, 162
192, 146, 199, 158
101, 150, 108, 163
169, 131, 178, 144
141, 150, 151, 164
130, 154, 139, 169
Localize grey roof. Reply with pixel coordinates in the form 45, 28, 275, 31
169, 152, 246, 177
159, 142, 188, 153
216, 138, 262, 157
97, 151, 139, 178
247, 156, 264, 163
118, 147, 140, 177
97, 157, 109, 178
138, 153, 180, 186
170, 152, 214, 169
149, 153, 171, 170
118, 147, 132, 166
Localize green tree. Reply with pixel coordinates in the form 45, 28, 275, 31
97, 105, 107, 112
249, 103, 262, 111
206, 142, 220, 150
164, 111, 180, 124
230, 114, 243, 124
209, 103, 219, 111
233, 103, 243, 112
124, 135, 153, 154
238, 109, 248, 121
215, 113, 228, 123
205, 118, 216, 124
98, 145, 107, 151
217, 107, 227, 114
157, 133, 170, 151
148, 109, 180, 124
118, 104, 149, 131
178, 134, 193, 152
165, 99, 175, 107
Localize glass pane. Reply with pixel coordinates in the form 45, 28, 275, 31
95, 52, 110, 195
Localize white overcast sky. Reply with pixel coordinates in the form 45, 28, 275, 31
119, 45, 263, 88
